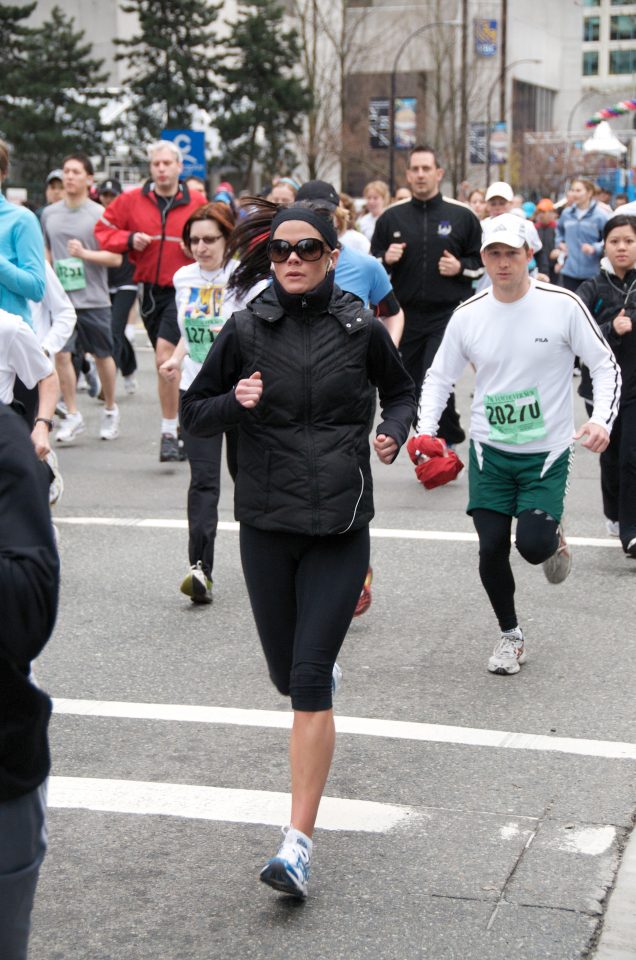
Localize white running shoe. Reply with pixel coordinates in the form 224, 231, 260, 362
606, 519, 620, 538
56, 411, 85, 444
488, 628, 526, 675
100, 405, 120, 440
543, 526, 572, 584
123, 375, 137, 396
260, 827, 312, 899
626, 537, 636, 560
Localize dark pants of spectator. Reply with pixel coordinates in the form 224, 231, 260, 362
600, 402, 636, 552
0, 782, 47, 960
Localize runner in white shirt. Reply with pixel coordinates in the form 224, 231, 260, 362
159, 202, 238, 604
416, 213, 621, 676
29, 261, 77, 358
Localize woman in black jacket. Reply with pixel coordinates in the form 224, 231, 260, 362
182, 206, 416, 899
577, 215, 636, 557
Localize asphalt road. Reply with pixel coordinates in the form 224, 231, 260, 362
29, 340, 635, 960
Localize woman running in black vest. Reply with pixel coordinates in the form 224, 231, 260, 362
182, 205, 415, 900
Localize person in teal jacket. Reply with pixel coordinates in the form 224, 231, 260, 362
0, 141, 45, 326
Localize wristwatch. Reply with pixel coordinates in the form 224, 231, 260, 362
34, 417, 53, 432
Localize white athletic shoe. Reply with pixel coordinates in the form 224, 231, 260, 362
543, 526, 572, 584
100, 405, 120, 440
56, 411, 85, 444
606, 519, 620, 538
488, 628, 526, 675
260, 827, 312, 899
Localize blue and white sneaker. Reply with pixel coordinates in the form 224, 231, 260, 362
260, 827, 312, 899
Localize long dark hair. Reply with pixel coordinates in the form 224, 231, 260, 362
224, 197, 279, 297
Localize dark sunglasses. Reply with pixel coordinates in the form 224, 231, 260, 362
267, 238, 328, 262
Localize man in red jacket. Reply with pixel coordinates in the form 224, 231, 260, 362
95, 141, 206, 461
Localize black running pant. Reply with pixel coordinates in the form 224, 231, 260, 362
239, 523, 370, 711
179, 392, 223, 580
110, 289, 137, 377
399, 312, 465, 445
472, 508, 559, 631
600, 403, 636, 552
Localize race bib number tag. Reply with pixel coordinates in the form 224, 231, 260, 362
54, 257, 86, 292
184, 315, 216, 364
183, 283, 227, 363
483, 387, 546, 445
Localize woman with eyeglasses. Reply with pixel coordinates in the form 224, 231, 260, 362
182, 205, 416, 900
159, 202, 237, 604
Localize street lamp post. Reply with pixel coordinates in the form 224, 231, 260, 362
484, 58, 542, 188
388, 19, 461, 195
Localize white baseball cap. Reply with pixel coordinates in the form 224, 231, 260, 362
485, 181, 514, 202
480, 213, 528, 251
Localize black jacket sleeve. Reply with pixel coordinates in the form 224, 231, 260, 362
370, 211, 393, 267
366, 319, 417, 452
0, 406, 59, 667
458, 211, 486, 280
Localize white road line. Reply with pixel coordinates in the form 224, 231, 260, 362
53, 699, 636, 761
47, 776, 418, 832
53, 517, 620, 548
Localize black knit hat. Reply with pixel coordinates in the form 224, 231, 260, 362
296, 179, 340, 210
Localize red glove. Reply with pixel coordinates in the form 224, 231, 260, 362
406, 434, 464, 490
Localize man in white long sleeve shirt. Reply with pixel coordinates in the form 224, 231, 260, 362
417, 213, 621, 676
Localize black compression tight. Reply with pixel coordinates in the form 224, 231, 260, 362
471, 508, 560, 631
239, 523, 370, 711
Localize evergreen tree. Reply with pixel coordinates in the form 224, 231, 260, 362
0, 2, 35, 84
215, 0, 313, 189
0, 5, 108, 186
115, 0, 221, 145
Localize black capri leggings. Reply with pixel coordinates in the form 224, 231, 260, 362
472, 508, 559, 632
239, 523, 370, 712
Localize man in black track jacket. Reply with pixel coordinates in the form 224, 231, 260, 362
371, 145, 484, 444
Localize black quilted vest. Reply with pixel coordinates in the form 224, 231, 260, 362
233, 278, 375, 536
